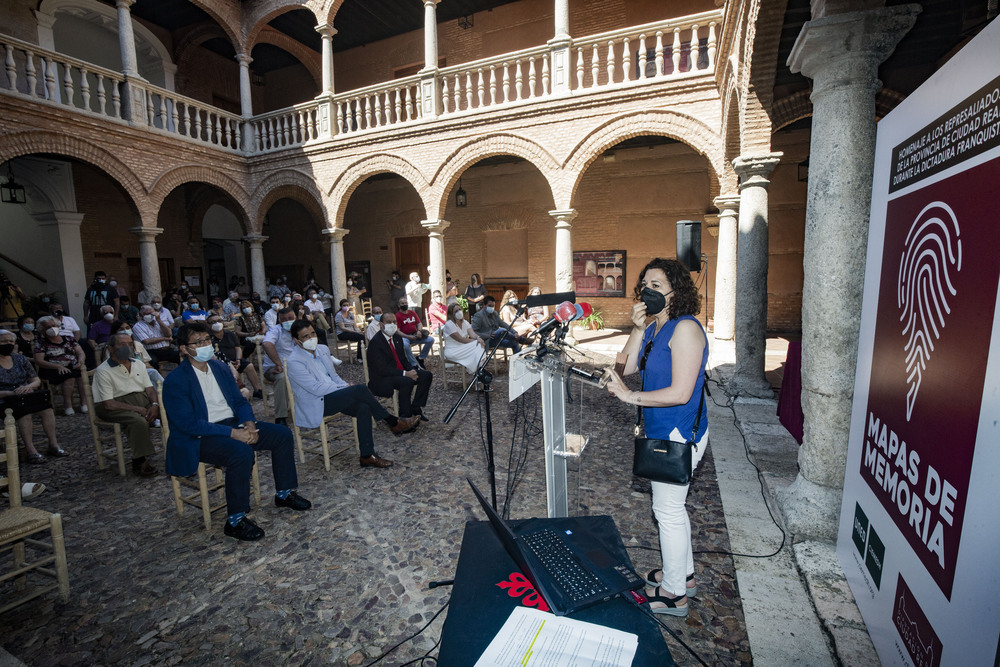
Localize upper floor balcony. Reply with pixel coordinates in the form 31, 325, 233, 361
0, 9, 721, 158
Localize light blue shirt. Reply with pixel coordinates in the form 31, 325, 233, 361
262, 324, 295, 371
286, 344, 349, 428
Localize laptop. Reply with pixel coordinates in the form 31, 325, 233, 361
467, 478, 643, 616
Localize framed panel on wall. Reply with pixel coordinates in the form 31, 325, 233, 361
180, 267, 204, 294
572, 250, 626, 297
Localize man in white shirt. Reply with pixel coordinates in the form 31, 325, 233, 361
149, 297, 174, 330
162, 321, 311, 541
92, 333, 161, 477
261, 308, 297, 424
132, 305, 180, 370
263, 295, 282, 328
304, 290, 331, 332
405, 272, 429, 309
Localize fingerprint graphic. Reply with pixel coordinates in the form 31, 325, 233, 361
897, 201, 962, 421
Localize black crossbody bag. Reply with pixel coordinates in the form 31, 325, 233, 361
632, 336, 706, 485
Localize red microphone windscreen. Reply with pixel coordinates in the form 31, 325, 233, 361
575, 302, 593, 319
554, 301, 577, 322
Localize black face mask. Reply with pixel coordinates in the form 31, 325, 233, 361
0, 343, 15, 356
112, 346, 132, 361
640, 287, 667, 316
53, 310, 64, 317
399, 304, 409, 311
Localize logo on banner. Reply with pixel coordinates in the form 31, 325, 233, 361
851, 503, 885, 589
893, 574, 943, 667
896, 202, 962, 420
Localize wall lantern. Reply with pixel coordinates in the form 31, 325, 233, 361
455, 178, 467, 207
1, 162, 26, 204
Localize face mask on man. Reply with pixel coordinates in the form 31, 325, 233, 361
121, 329, 132, 336
434, 297, 442, 304
211, 322, 224, 332
113, 346, 131, 361
485, 306, 495, 314
143, 314, 154, 323
301, 337, 318, 352
347, 280, 352, 286
190, 344, 214, 363
281, 321, 293, 331
640, 287, 667, 316
97, 278, 106, 284
53, 310, 64, 317
103, 312, 114, 321
399, 304, 409, 311
271, 303, 280, 311
373, 313, 382, 321
383, 323, 398, 337
189, 303, 199, 311
152, 302, 161, 310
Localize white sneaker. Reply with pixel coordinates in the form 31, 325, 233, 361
331, 355, 343, 366
63, 408, 75, 416
79, 404, 89, 414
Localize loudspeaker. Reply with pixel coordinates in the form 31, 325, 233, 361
676, 220, 702, 272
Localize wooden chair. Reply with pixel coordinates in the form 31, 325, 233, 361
0, 409, 70, 613
158, 383, 261, 531
282, 358, 359, 470
361, 347, 400, 426
330, 330, 359, 365
436, 332, 469, 391
82, 367, 127, 477
255, 343, 274, 415
360, 298, 373, 320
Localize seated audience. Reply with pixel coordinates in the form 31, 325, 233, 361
49, 302, 93, 370
88, 305, 117, 347
235, 300, 267, 358
499, 289, 536, 337
149, 297, 175, 330
207, 298, 227, 321
365, 306, 384, 341
33, 316, 87, 416
427, 291, 448, 334
92, 332, 160, 477
132, 305, 180, 370
366, 313, 433, 422
471, 296, 522, 354
0, 329, 66, 463
103, 321, 164, 387
181, 297, 209, 322
222, 291, 242, 319
286, 320, 419, 469
207, 315, 262, 399
526, 286, 549, 327
304, 290, 331, 332
334, 299, 365, 360
264, 295, 282, 328
163, 322, 311, 541
442, 303, 487, 374
118, 296, 139, 326
395, 298, 434, 370
15, 314, 36, 357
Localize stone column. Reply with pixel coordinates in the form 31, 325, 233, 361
422, 0, 440, 70
779, 4, 919, 542
34, 212, 86, 314
421, 219, 451, 298
243, 234, 268, 296
34, 11, 57, 51
130, 226, 164, 298
236, 53, 254, 151
115, 0, 139, 78
712, 195, 740, 341
730, 154, 781, 397
323, 228, 350, 305
316, 24, 336, 93
419, 1, 442, 117
549, 209, 577, 292
548, 0, 573, 95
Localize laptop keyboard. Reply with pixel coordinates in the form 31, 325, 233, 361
520, 529, 610, 602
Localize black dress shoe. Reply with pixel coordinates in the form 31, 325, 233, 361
224, 517, 265, 541
131, 459, 158, 478
252, 389, 263, 399
274, 417, 287, 425
274, 491, 312, 511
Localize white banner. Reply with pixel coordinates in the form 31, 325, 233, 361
837, 17, 1000, 667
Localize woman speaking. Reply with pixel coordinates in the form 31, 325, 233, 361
605, 258, 709, 617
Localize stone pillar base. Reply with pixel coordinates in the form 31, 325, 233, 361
727, 375, 774, 399
777, 474, 843, 543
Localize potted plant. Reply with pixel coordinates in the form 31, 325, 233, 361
579, 309, 604, 330
456, 294, 469, 317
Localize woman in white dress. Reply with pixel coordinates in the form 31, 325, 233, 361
441, 303, 486, 374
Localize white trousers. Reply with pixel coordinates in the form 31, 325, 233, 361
650, 429, 709, 596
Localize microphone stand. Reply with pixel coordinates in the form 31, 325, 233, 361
444, 304, 529, 511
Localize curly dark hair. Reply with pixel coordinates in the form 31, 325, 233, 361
633, 258, 701, 319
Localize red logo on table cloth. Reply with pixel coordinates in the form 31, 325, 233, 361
496, 572, 550, 612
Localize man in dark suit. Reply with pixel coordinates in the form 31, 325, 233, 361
162, 321, 311, 541
366, 312, 433, 422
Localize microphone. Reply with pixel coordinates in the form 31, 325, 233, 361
535, 301, 591, 339
524, 291, 576, 308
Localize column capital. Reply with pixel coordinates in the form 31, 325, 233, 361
713, 195, 741, 213
235, 53, 253, 67
423, 0, 441, 6
33, 211, 85, 228
130, 226, 164, 240
33, 10, 57, 30
420, 219, 451, 234
548, 209, 578, 228
788, 6, 920, 97
321, 227, 349, 242
242, 234, 269, 248
733, 153, 782, 189
115, 0, 135, 9
315, 24, 337, 37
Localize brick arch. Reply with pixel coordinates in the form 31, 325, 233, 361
175, 23, 235, 75
720, 70, 742, 191
245, 3, 318, 46
187, 188, 247, 245
562, 111, 725, 209
431, 134, 560, 220
319, 0, 347, 26
185, 0, 242, 51
250, 169, 327, 232
771, 90, 812, 131
0, 130, 147, 216
251, 26, 322, 89
327, 154, 429, 229
147, 165, 250, 229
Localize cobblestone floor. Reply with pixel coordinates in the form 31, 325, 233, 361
2, 352, 751, 666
